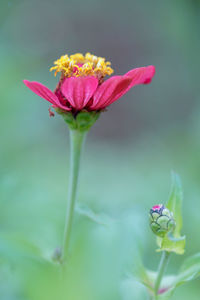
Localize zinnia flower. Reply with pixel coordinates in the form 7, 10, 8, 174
24, 53, 155, 113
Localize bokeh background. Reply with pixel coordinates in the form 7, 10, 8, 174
1, 0, 200, 299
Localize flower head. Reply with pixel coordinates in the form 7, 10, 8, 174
24, 52, 155, 130
50, 52, 113, 79
149, 204, 176, 238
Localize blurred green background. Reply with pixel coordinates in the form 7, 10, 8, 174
1, 0, 200, 299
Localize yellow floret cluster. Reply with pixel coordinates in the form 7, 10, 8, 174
50, 53, 114, 78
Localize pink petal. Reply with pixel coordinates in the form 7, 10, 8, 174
90, 76, 132, 110
125, 65, 156, 86
23, 80, 70, 111
103, 65, 156, 107
61, 76, 98, 110
23, 80, 58, 105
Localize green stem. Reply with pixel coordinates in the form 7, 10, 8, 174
62, 129, 86, 262
154, 251, 170, 299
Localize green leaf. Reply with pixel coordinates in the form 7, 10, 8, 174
120, 277, 150, 300
167, 232, 185, 242
157, 236, 185, 255
146, 271, 176, 298
157, 172, 186, 255
0, 233, 48, 266
75, 203, 112, 226
166, 171, 183, 237
131, 259, 154, 292
180, 253, 200, 272
154, 253, 200, 298
175, 252, 200, 285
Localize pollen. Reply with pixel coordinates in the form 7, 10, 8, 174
50, 52, 114, 78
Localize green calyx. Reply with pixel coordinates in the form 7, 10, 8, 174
56, 109, 100, 131
149, 205, 176, 238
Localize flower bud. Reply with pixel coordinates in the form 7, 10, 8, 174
149, 204, 176, 237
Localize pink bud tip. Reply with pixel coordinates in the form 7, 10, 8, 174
152, 204, 163, 211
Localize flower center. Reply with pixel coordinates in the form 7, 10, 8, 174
50, 52, 114, 78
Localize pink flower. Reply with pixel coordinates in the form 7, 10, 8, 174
24, 53, 155, 113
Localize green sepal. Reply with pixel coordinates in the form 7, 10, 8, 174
76, 111, 100, 131
55, 109, 100, 131
157, 172, 186, 255
62, 112, 77, 129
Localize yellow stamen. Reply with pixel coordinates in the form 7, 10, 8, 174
50, 52, 114, 78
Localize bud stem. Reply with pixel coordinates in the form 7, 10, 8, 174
62, 129, 86, 262
154, 251, 170, 299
